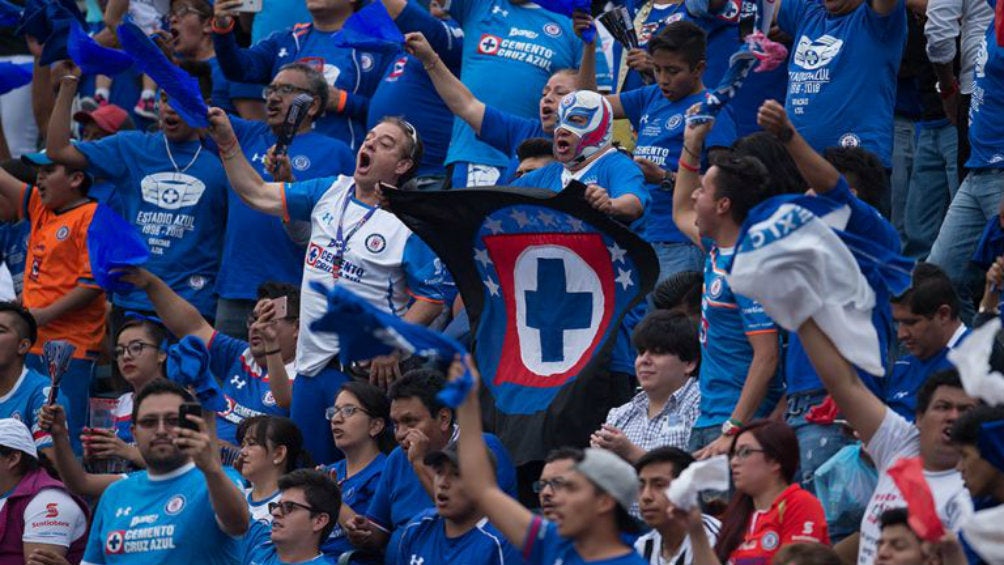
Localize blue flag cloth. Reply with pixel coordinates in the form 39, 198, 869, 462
386, 182, 659, 464
68, 20, 134, 76
37, 2, 77, 65
972, 217, 1004, 271
331, 1, 403, 50
308, 283, 473, 407
14, 0, 47, 38
166, 335, 227, 411
86, 203, 150, 293
0, 0, 22, 27
116, 21, 209, 127
0, 62, 32, 95
979, 420, 1004, 473
533, 0, 595, 43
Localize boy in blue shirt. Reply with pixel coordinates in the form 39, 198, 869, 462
396, 445, 522, 565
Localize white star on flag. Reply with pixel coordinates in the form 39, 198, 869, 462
615, 268, 634, 290
538, 210, 556, 226
608, 243, 627, 264
509, 209, 531, 228
567, 218, 585, 232
474, 248, 493, 268
485, 218, 504, 234
484, 276, 501, 296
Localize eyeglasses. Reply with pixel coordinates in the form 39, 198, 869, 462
135, 415, 181, 430
169, 5, 209, 18
114, 341, 158, 360
325, 404, 369, 421
730, 446, 766, 460
532, 477, 569, 494
263, 84, 313, 99
268, 500, 316, 516
399, 119, 419, 159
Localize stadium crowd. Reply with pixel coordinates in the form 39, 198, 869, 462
0, 0, 1003, 564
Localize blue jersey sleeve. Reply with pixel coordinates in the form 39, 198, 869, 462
478, 106, 544, 157
240, 519, 272, 562
522, 516, 561, 564
737, 294, 776, 335
394, 3, 465, 70
208, 332, 251, 385
864, 0, 906, 39
282, 177, 336, 222
403, 234, 446, 303
443, 0, 486, 26
83, 492, 110, 564
617, 86, 653, 129
603, 154, 650, 210
365, 449, 400, 530
820, 174, 854, 204
705, 106, 738, 150
776, 0, 809, 35
211, 28, 282, 84
484, 433, 518, 497
76, 135, 130, 181
341, 48, 399, 120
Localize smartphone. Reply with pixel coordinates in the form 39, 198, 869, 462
235, 0, 263, 13
179, 403, 202, 432
272, 296, 288, 319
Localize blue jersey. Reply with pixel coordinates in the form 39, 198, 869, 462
322, 454, 386, 558
619, 86, 737, 244
372, 3, 465, 178
249, 0, 310, 44
777, 0, 906, 167
0, 219, 28, 296
207, 57, 263, 117
479, 105, 548, 184
366, 433, 517, 564
396, 509, 521, 565
522, 516, 645, 565
82, 463, 244, 564
242, 520, 337, 565
217, 117, 354, 301
208, 332, 291, 446
967, 7, 1004, 169
696, 242, 783, 428
0, 367, 66, 450
76, 133, 229, 317
446, 0, 583, 168
212, 24, 397, 149
884, 327, 968, 420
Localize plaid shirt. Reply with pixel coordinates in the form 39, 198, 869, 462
604, 377, 701, 451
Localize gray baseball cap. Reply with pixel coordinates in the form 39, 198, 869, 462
573, 448, 639, 513
0, 418, 38, 460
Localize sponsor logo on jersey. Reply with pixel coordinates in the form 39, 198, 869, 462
478, 34, 502, 55
509, 27, 538, 39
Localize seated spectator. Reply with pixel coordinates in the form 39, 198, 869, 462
322, 381, 394, 559
534, 447, 584, 521
513, 138, 556, 180
73, 104, 134, 142
874, 508, 968, 565
396, 445, 521, 564
634, 447, 721, 565
950, 405, 1004, 563
591, 311, 701, 462
240, 469, 341, 565
682, 420, 829, 565
448, 356, 645, 564
651, 271, 702, 320
237, 415, 306, 523
0, 418, 88, 564
770, 543, 842, 565
123, 268, 297, 448
347, 369, 516, 560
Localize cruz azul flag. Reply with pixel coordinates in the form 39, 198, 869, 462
387, 182, 658, 464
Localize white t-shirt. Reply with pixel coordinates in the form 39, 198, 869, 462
857, 409, 974, 565
634, 514, 721, 565
245, 487, 280, 524
0, 487, 89, 547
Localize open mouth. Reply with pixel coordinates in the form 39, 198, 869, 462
162, 115, 181, 130
357, 151, 372, 174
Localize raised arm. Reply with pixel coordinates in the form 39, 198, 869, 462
871, 0, 901, 17
404, 32, 487, 134
206, 107, 286, 216
672, 107, 711, 247
573, 11, 598, 92
211, 0, 281, 84
44, 70, 90, 170
38, 405, 122, 498
178, 413, 250, 536
757, 100, 841, 194
0, 163, 25, 222
118, 267, 215, 343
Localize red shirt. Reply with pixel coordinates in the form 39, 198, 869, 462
728, 484, 830, 565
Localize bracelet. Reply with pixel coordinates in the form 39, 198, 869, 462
217, 137, 238, 155
264, 349, 281, 356
728, 417, 743, 428
221, 148, 241, 161
61, 75, 79, 82
678, 159, 699, 173
423, 57, 439, 71
211, 16, 235, 34
682, 144, 700, 160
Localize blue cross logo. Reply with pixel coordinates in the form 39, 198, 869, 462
525, 258, 592, 363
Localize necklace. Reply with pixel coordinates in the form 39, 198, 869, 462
163, 133, 203, 174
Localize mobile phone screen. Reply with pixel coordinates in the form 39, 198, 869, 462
272, 296, 288, 319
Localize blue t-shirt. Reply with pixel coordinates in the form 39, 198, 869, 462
76, 132, 229, 317
0, 219, 29, 296
217, 117, 354, 301
0, 367, 66, 450
479, 105, 548, 184
249, 0, 311, 44
619, 86, 737, 244
207, 57, 263, 117
446, 0, 583, 168
322, 453, 386, 558
696, 242, 783, 428
242, 520, 337, 565
966, 5, 1004, 169
82, 463, 244, 564
208, 332, 291, 446
396, 509, 521, 565
522, 516, 645, 565
777, 0, 907, 167
883, 329, 968, 420
365, 433, 517, 564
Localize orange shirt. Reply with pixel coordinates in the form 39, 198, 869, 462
728, 484, 830, 565
19, 185, 106, 357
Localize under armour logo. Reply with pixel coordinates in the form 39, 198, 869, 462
278, 48, 289, 58
491, 5, 508, 16
409, 556, 424, 565
115, 507, 132, 517
231, 375, 247, 389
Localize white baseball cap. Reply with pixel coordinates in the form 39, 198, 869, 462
0, 418, 38, 460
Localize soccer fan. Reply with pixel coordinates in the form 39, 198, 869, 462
651, 271, 703, 321
0, 150, 103, 456
795, 319, 975, 565
873, 508, 968, 565
396, 445, 522, 565
634, 447, 721, 565
236, 415, 306, 523
670, 111, 781, 457
775, 0, 906, 167
533, 448, 583, 520
0, 418, 88, 564
45, 71, 230, 331
770, 543, 842, 565
211, 0, 396, 149
214, 62, 354, 339
0, 160, 32, 300
591, 311, 701, 462
73, 104, 134, 142
79, 380, 250, 564
123, 268, 298, 448
682, 420, 829, 564
514, 138, 556, 179
240, 469, 341, 565
448, 356, 646, 565
345, 369, 517, 561
950, 406, 1004, 563
206, 107, 447, 464
608, 22, 738, 280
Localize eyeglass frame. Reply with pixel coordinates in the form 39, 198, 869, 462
531, 477, 569, 494
730, 446, 766, 460
324, 404, 370, 421
114, 340, 160, 360
267, 500, 317, 517
134, 414, 181, 430
262, 84, 314, 100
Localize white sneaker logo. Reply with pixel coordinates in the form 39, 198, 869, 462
794, 34, 844, 70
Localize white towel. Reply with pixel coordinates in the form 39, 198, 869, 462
961, 504, 1004, 565
665, 455, 730, 511
948, 318, 1004, 406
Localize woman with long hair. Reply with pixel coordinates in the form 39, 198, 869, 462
682, 420, 830, 565
322, 380, 395, 558
236, 415, 308, 522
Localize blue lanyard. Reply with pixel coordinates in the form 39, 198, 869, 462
333, 187, 379, 276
